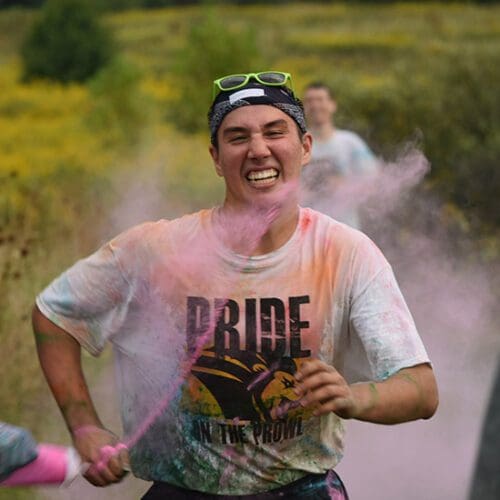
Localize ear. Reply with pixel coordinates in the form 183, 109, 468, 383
209, 144, 224, 177
331, 99, 338, 115
301, 132, 313, 166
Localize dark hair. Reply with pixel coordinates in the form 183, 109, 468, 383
304, 81, 335, 100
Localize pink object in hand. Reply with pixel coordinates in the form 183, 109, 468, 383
96, 443, 127, 471
1, 444, 81, 487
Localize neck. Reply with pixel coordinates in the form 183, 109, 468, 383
217, 200, 300, 256
253, 203, 299, 255
309, 121, 335, 142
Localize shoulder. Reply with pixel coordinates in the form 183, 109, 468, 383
300, 207, 371, 250
108, 209, 211, 254
335, 129, 369, 149
300, 207, 388, 271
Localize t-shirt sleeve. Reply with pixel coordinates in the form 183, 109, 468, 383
348, 237, 430, 381
35, 240, 132, 356
0, 423, 38, 481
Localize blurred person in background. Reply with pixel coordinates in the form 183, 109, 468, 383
301, 82, 378, 229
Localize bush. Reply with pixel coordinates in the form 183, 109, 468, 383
327, 48, 500, 236
21, 0, 115, 83
0, 0, 44, 7
434, 49, 500, 233
87, 58, 150, 146
168, 8, 264, 133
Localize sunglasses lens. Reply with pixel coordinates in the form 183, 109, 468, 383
219, 75, 247, 90
258, 72, 287, 85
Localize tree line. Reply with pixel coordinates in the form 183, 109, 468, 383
1, 0, 499, 11
8, 0, 500, 239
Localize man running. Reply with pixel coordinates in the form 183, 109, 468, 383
301, 82, 378, 229
33, 71, 438, 499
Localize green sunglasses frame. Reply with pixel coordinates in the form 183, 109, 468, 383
212, 71, 293, 99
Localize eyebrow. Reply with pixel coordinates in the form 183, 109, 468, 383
222, 119, 289, 138
263, 119, 289, 130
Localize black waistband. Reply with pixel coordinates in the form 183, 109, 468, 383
142, 469, 348, 500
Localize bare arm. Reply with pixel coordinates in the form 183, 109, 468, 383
295, 360, 438, 424
32, 305, 129, 486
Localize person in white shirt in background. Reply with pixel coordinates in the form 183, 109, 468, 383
301, 82, 378, 229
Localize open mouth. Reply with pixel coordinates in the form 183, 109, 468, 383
246, 168, 280, 187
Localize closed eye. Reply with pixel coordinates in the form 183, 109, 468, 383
265, 129, 286, 138
228, 135, 248, 143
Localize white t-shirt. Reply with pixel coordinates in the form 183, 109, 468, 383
301, 130, 378, 228
36, 207, 429, 495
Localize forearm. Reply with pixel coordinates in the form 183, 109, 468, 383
350, 364, 438, 424
32, 305, 129, 486
32, 305, 102, 434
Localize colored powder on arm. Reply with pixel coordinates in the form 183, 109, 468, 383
367, 382, 379, 411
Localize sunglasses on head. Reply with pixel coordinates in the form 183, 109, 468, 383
212, 71, 293, 99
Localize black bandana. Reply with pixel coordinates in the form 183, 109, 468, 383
208, 83, 307, 145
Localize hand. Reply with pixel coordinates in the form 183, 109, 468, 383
294, 359, 359, 419
72, 425, 130, 487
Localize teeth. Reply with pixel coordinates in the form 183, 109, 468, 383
247, 168, 279, 181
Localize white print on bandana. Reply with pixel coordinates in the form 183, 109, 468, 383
229, 88, 265, 104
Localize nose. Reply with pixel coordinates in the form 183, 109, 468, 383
247, 134, 271, 161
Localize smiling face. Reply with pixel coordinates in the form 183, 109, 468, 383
209, 105, 312, 210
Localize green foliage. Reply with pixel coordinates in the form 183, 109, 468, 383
169, 8, 263, 132
328, 47, 500, 235
4, 1, 499, 10
430, 48, 500, 233
20, 0, 115, 83
87, 58, 151, 146
0, 0, 44, 7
